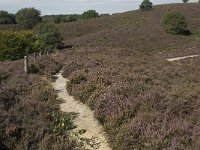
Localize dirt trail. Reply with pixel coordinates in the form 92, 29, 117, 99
52, 71, 111, 150
167, 55, 199, 62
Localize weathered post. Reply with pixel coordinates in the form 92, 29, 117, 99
33, 53, 36, 63
39, 51, 42, 57
24, 56, 28, 73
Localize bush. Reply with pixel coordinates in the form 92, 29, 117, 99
54, 15, 68, 23
54, 14, 80, 24
33, 23, 62, 53
81, 10, 99, 19
0, 31, 40, 61
0, 10, 16, 24
161, 10, 189, 35
139, 0, 153, 11
69, 15, 79, 22
100, 14, 110, 17
16, 8, 42, 29
183, 0, 189, 3
71, 75, 87, 85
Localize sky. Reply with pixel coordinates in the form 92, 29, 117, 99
0, 0, 198, 15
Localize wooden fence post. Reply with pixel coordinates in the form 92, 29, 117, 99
33, 53, 36, 63
24, 56, 28, 73
39, 51, 42, 57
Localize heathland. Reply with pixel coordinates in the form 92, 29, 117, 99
0, 3, 200, 150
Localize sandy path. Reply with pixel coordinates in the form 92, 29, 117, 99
167, 55, 199, 62
52, 71, 111, 150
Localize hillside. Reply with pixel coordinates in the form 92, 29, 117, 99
1, 3, 200, 150
59, 3, 200, 54
54, 3, 200, 150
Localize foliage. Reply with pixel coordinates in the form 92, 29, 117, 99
0, 10, 16, 24
33, 23, 62, 53
100, 14, 110, 17
183, 0, 189, 3
54, 14, 80, 23
139, 0, 153, 11
81, 10, 99, 19
15, 7, 42, 29
71, 75, 87, 85
51, 111, 75, 134
60, 46, 200, 150
0, 31, 40, 61
161, 10, 189, 34
0, 59, 86, 149
54, 15, 67, 23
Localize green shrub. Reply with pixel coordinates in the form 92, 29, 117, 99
69, 15, 79, 22
51, 111, 75, 134
0, 31, 40, 61
100, 14, 110, 17
28, 64, 40, 74
0, 10, 16, 24
16, 8, 42, 29
183, 0, 189, 3
54, 15, 69, 23
139, 0, 153, 11
81, 10, 99, 19
33, 23, 62, 53
161, 10, 189, 35
71, 75, 87, 85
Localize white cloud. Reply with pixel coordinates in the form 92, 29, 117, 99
0, 0, 198, 15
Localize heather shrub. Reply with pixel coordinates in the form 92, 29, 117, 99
28, 64, 40, 74
161, 10, 190, 35
71, 75, 87, 85
61, 48, 200, 150
0, 31, 40, 61
0, 58, 87, 149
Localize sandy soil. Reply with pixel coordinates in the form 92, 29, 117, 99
167, 55, 199, 62
52, 71, 111, 150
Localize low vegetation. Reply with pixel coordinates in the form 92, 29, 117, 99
0, 56, 84, 149
1, 3, 200, 150
60, 47, 200, 150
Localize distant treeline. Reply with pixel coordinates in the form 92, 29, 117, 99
43, 12, 110, 24
0, 10, 16, 24
0, 9, 110, 25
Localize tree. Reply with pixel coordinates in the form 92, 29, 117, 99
16, 8, 42, 29
0, 10, 16, 24
139, 0, 153, 11
33, 23, 62, 53
161, 10, 190, 35
100, 14, 110, 17
183, 0, 189, 3
81, 10, 99, 19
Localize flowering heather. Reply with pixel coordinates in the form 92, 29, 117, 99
60, 47, 200, 149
